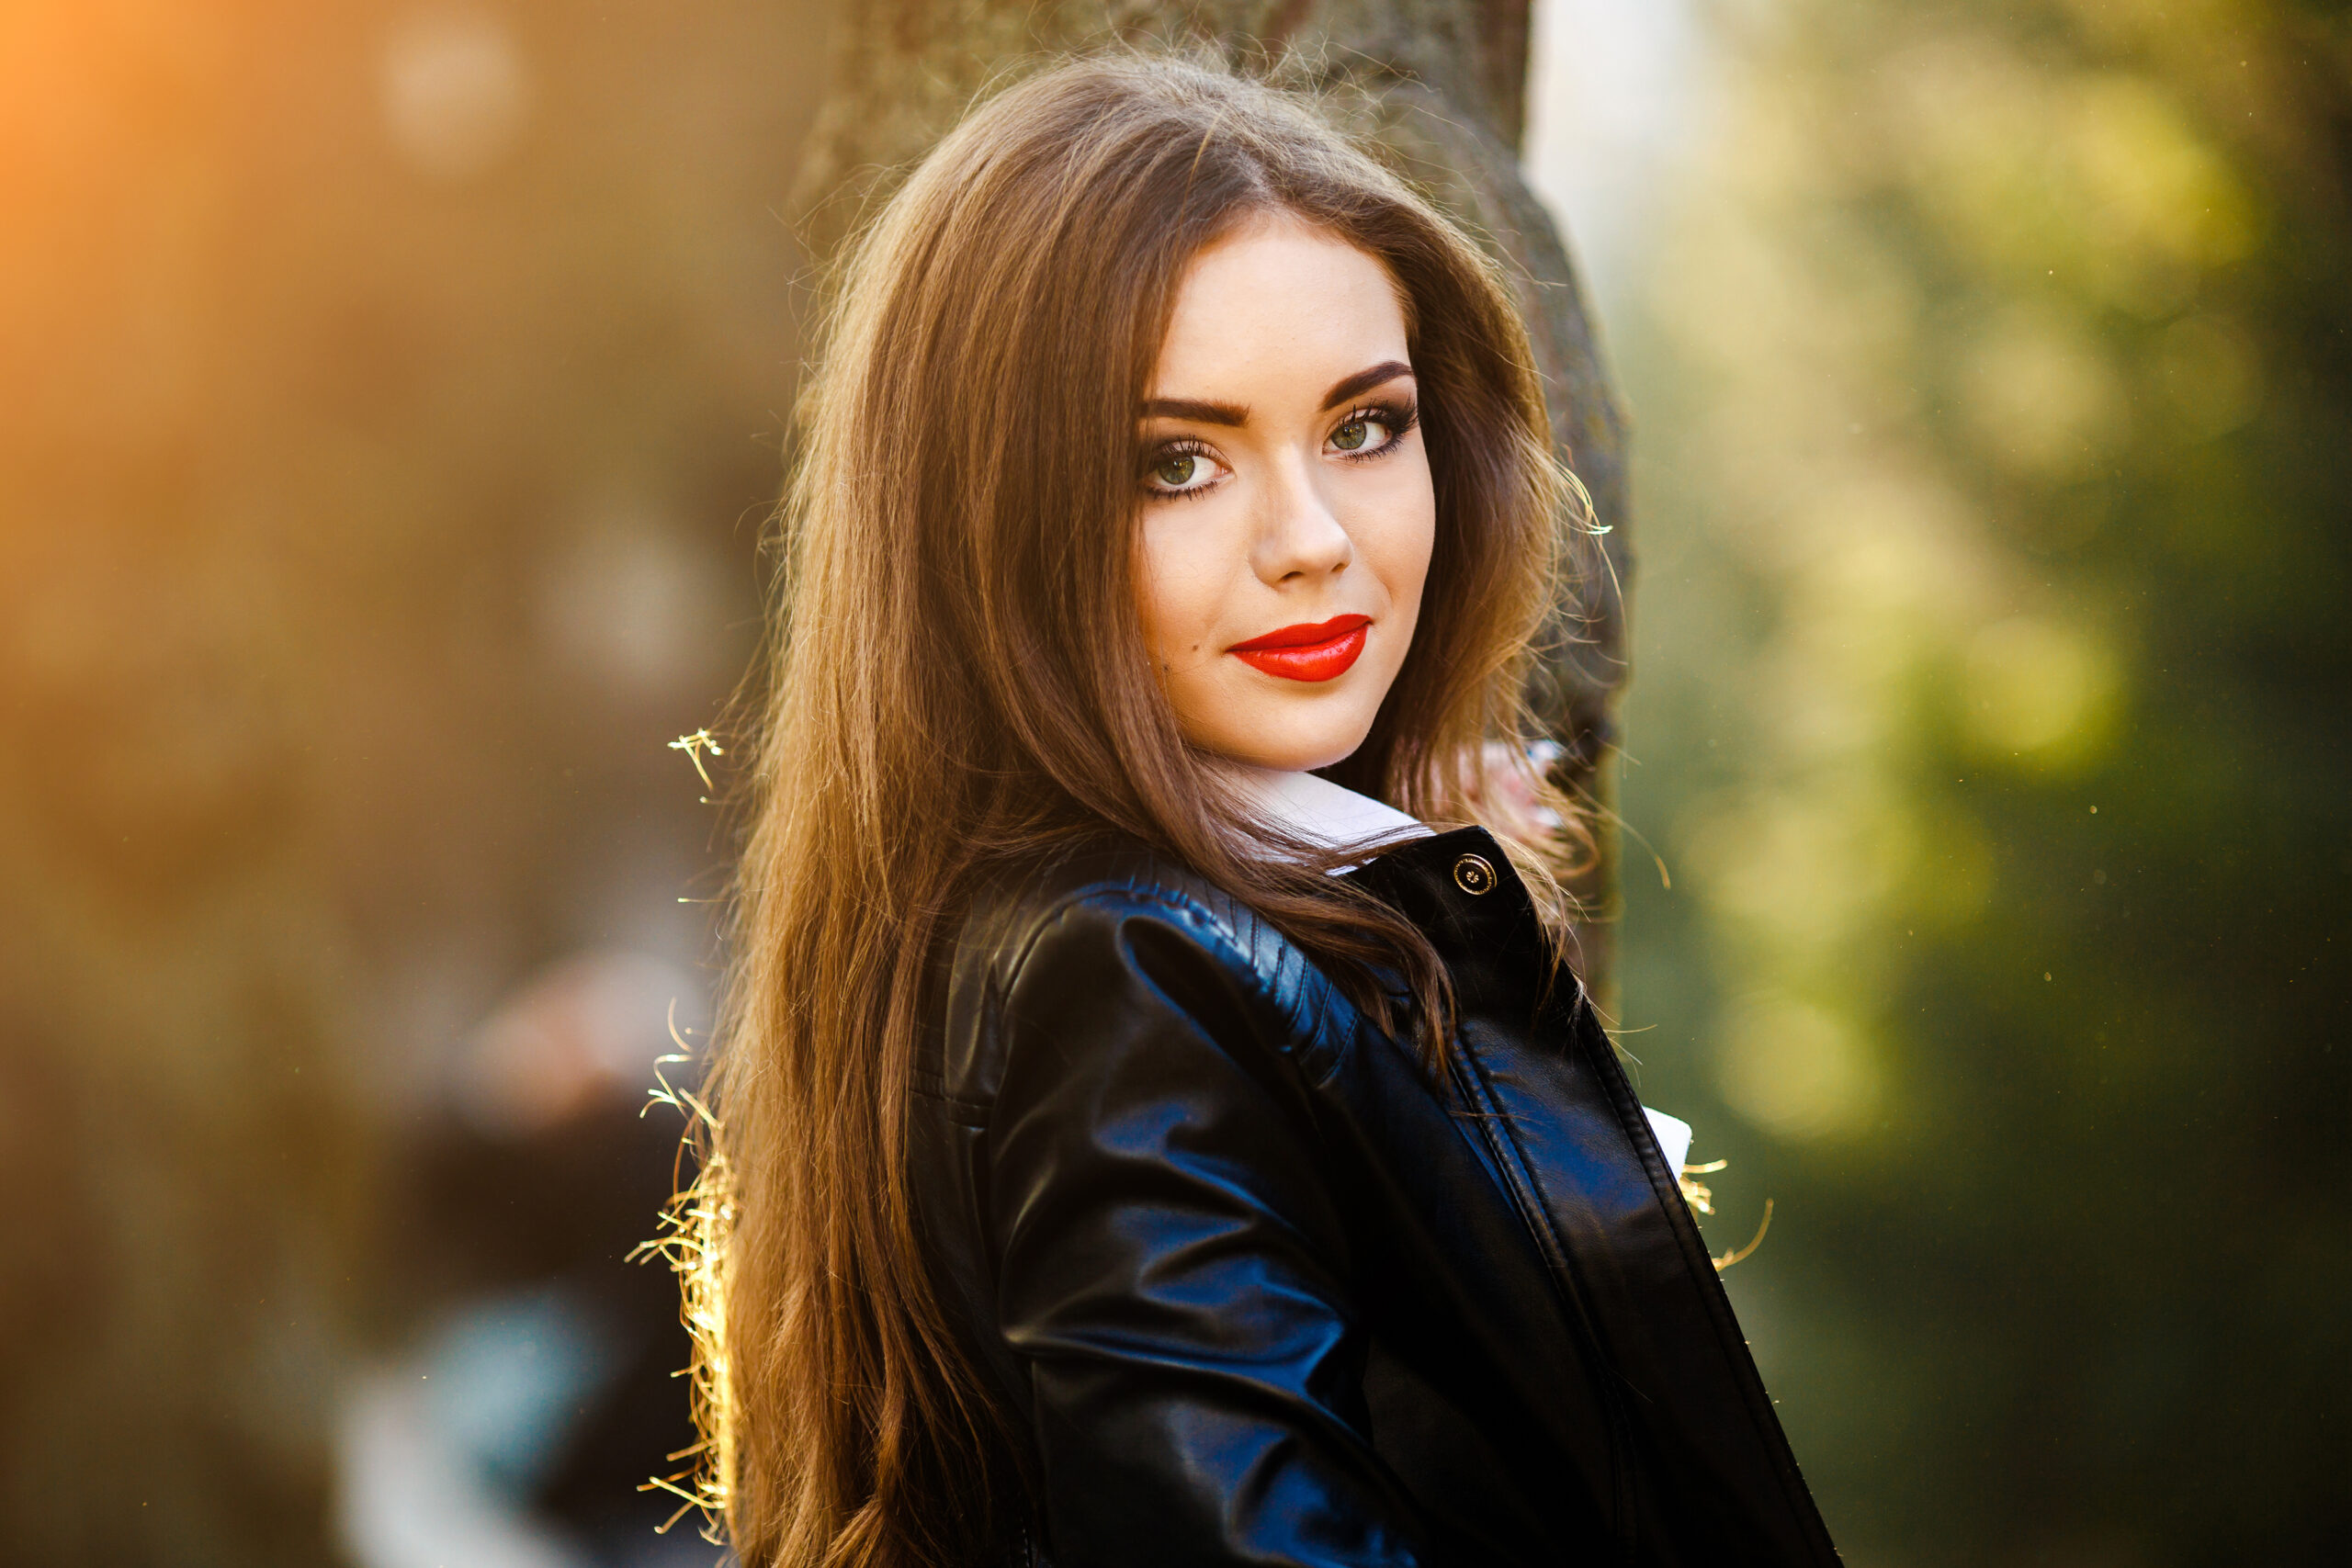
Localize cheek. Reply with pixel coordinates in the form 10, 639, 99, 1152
1133, 514, 1210, 663
1136, 505, 1253, 665
1372, 456, 1438, 627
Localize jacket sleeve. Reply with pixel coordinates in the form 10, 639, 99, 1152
985, 891, 1435, 1568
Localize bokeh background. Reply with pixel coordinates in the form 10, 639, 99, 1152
2, 2, 2344, 1564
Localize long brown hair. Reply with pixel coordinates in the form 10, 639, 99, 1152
672, 51, 1590, 1568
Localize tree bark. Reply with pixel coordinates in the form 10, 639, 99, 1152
790, 0, 1631, 974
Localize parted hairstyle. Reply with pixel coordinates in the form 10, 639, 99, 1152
673, 50, 1593, 1568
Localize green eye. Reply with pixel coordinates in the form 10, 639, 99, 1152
1331, 419, 1369, 452
1154, 454, 1199, 488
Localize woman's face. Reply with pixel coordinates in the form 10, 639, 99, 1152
1134, 212, 1436, 774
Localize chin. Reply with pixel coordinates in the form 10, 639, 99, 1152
1198, 716, 1374, 773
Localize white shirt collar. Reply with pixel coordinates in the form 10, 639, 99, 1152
1218, 766, 1431, 863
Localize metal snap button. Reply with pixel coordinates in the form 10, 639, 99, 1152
1452, 852, 1496, 896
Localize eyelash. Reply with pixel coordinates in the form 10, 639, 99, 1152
1332, 398, 1419, 460
1143, 437, 1221, 502
1138, 397, 1420, 502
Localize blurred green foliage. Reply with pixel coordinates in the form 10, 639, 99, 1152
1611, 0, 2351, 1561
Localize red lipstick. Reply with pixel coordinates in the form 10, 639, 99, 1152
1227, 614, 1372, 682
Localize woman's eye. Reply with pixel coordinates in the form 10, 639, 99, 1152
1144, 446, 1221, 495
1329, 413, 1389, 454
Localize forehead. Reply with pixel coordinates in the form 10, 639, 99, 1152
1151, 212, 1409, 397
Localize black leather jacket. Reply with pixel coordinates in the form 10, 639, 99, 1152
910, 826, 1840, 1567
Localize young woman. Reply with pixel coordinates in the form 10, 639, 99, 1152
678, 52, 1840, 1568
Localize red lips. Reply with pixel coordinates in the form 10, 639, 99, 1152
1227, 614, 1372, 682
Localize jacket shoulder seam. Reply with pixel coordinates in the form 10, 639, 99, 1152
996, 874, 1261, 999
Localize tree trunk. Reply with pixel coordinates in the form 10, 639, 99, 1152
790, 0, 1631, 976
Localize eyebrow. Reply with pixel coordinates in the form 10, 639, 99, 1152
1318, 359, 1414, 411
1137, 360, 1417, 429
1139, 396, 1249, 426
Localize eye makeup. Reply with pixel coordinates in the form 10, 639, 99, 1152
1137, 394, 1419, 500
1327, 397, 1419, 460
1140, 436, 1225, 499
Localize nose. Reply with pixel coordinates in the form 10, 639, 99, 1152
1249, 449, 1353, 587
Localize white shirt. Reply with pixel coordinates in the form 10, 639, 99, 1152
1220, 764, 1431, 861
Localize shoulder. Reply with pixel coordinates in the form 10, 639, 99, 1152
927, 836, 1361, 1101
956, 837, 1257, 986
